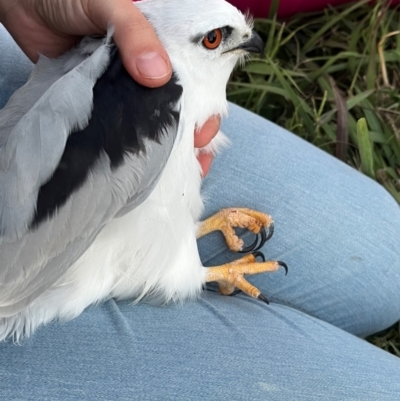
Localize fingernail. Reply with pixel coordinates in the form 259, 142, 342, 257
135, 52, 170, 79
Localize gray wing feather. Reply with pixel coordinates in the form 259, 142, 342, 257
0, 34, 112, 240
0, 32, 180, 317
0, 128, 178, 317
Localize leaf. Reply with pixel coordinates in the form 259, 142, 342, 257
357, 118, 375, 179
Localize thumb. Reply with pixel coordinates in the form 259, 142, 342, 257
91, 0, 172, 88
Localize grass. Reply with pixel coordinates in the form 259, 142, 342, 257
369, 322, 400, 356
227, 0, 400, 355
228, 0, 400, 201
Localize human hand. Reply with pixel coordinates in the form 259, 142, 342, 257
0, 0, 220, 175
195, 115, 221, 177
0, 0, 173, 87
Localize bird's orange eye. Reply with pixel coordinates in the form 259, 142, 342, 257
202, 29, 222, 50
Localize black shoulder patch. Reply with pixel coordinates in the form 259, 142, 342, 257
31, 45, 182, 228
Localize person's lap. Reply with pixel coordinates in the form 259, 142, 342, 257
1, 25, 400, 400
201, 104, 400, 337
2, 296, 400, 401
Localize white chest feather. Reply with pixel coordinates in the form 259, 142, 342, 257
61, 119, 206, 308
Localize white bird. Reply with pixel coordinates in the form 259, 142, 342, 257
0, 0, 286, 341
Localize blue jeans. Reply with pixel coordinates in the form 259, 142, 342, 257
1, 25, 400, 400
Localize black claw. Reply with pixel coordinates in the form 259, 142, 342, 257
254, 227, 267, 251
238, 222, 275, 254
228, 290, 242, 297
252, 251, 265, 262
238, 234, 259, 254
258, 293, 270, 305
277, 261, 288, 275
265, 222, 275, 242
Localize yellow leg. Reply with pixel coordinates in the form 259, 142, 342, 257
197, 208, 274, 252
206, 253, 288, 304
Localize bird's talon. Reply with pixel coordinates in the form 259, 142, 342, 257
238, 234, 259, 253
278, 261, 288, 275
206, 255, 286, 305
265, 222, 274, 242
252, 251, 265, 262
253, 227, 267, 251
228, 289, 242, 296
238, 222, 274, 254
253, 228, 265, 251
258, 293, 270, 305
197, 208, 275, 253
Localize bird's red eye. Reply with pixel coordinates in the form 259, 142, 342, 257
202, 29, 222, 50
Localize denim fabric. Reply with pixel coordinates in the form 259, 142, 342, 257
200, 104, 400, 338
1, 24, 400, 400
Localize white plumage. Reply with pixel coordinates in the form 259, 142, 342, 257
0, 0, 262, 341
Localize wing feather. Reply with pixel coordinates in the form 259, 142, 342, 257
0, 33, 112, 239
0, 33, 183, 317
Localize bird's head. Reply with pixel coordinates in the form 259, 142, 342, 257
136, 0, 263, 125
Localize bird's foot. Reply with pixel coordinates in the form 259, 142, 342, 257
205, 252, 287, 304
197, 208, 274, 252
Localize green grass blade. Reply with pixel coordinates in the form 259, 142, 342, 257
357, 118, 375, 178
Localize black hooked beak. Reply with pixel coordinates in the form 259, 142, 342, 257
237, 31, 264, 55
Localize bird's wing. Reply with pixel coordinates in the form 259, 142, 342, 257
0, 35, 183, 317
0, 34, 112, 240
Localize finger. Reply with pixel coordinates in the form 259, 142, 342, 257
89, 0, 172, 88
197, 152, 214, 177
194, 115, 221, 148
